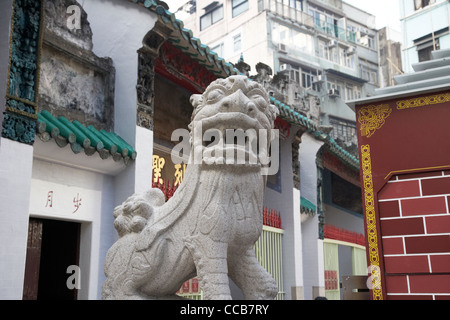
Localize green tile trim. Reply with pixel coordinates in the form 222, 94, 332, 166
36, 111, 136, 163
301, 196, 316, 214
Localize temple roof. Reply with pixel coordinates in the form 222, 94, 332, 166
130, 0, 240, 78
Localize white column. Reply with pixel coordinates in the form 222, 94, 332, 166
264, 132, 304, 300
0, 139, 34, 299
299, 132, 325, 300
81, 1, 158, 298
83, 0, 157, 202
290, 186, 304, 299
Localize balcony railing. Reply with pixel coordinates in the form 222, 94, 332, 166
258, 0, 358, 44
254, 223, 285, 300
258, 0, 314, 28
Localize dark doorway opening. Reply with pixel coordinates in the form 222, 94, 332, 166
23, 218, 80, 300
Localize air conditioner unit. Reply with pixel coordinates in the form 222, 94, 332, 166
313, 75, 324, 83
328, 89, 340, 97
278, 43, 288, 53
345, 47, 356, 55
327, 40, 338, 48
359, 35, 369, 46
359, 27, 369, 34
279, 63, 291, 72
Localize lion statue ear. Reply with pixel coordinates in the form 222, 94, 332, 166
268, 103, 279, 124
190, 94, 203, 109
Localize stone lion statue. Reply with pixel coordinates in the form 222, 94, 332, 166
102, 75, 279, 300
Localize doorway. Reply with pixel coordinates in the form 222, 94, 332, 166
23, 218, 80, 300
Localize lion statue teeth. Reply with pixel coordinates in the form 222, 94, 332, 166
102, 75, 279, 300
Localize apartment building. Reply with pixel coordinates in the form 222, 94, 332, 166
400, 0, 450, 73
183, 0, 380, 146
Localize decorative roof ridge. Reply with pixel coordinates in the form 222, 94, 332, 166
270, 96, 318, 132
301, 196, 316, 215
129, 0, 241, 78
314, 130, 359, 171
269, 96, 359, 170
36, 110, 136, 165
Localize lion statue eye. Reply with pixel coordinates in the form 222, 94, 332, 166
206, 88, 225, 103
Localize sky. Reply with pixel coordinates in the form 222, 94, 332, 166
165, 0, 402, 38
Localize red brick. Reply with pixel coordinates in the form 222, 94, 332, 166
405, 235, 450, 254
425, 215, 450, 234
435, 295, 450, 300
401, 197, 447, 216
384, 255, 430, 274
385, 275, 408, 293
382, 237, 404, 255
378, 180, 421, 200
378, 200, 400, 218
398, 170, 443, 180
421, 177, 450, 196
381, 218, 424, 236
430, 254, 450, 273
409, 274, 450, 294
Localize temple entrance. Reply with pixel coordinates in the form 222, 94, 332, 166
23, 218, 80, 300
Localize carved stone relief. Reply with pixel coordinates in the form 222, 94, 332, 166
2, 0, 43, 144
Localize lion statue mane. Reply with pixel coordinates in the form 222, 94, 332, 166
102, 75, 279, 300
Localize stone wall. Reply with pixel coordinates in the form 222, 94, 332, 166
38, 0, 115, 131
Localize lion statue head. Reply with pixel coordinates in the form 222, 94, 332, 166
188, 75, 279, 168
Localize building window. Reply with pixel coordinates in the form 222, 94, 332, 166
328, 77, 361, 101
211, 42, 224, 57
232, 0, 249, 17
367, 36, 375, 49
319, 41, 328, 60
360, 64, 378, 85
279, 62, 320, 92
345, 50, 355, 69
309, 6, 339, 38
327, 78, 343, 96
291, 0, 303, 10
301, 68, 315, 89
200, 5, 224, 30
414, 0, 436, 10
329, 116, 357, 143
233, 33, 242, 52
417, 39, 440, 62
290, 68, 300, 85
272, 21, 314, 55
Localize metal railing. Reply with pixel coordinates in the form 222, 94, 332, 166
258, 0, 314, 28
174, 209, 285, 300
258, 0, 358, 44
254, 224, 285, 300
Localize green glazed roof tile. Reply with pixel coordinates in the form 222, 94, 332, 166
301, 197, 316, 214
36, 111, 136, 164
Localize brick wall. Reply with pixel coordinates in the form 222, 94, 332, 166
378, 170, 450, 300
